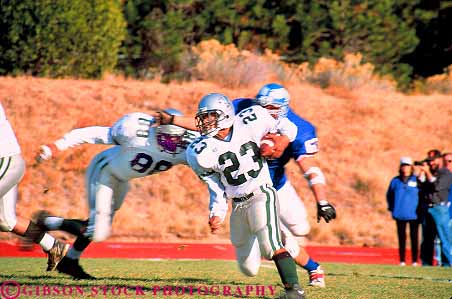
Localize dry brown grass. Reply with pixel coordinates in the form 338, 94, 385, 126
1, 74, 451, 248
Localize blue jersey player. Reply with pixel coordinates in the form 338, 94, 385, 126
232, 83, 336, 287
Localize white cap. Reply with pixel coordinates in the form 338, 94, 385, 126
400, 156, 413, 165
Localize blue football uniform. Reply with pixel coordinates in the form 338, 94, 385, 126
233, 98, 319, 190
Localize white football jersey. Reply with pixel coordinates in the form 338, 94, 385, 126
186, 105, 297, 219
53, 112, 197, 181
0, 102, 21, 157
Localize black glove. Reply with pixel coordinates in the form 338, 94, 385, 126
317, 201, 336, 223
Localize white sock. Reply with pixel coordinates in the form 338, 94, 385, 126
66, 247, 83, 260
39, 233, 55, 251
44, 217, 64, 230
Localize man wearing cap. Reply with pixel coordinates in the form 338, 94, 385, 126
419, 149, 452, 266
386, 157, 420, 266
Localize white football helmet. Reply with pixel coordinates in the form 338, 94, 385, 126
195, 93, 234, 137
156, 108, 186, 154
255, 83, 290, 119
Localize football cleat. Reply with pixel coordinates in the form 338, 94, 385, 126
46, 240, 70, 271
279, 284, 306, 299
57, 257, 96, 280
309, 265, 326, 287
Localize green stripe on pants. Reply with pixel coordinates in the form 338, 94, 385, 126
0, 157, 12, 180
261, 185, 282, 251
268, 185, 284, 248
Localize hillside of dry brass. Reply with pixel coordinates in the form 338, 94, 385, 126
1, 76, 451, 247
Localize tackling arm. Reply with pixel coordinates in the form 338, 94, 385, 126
153, 110, 197, 131
37, 126, 112, 161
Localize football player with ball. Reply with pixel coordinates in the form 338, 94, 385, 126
183, 93, 306, 299
155, 83, 336, 288
233, 83, 336, 288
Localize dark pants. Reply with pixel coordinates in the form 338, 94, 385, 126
396, 219, 419, 263
420, 211, 437, 265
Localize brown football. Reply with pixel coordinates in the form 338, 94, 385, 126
260, 137, 275, 157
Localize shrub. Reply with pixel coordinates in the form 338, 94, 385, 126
414, 65, 452, 94
295, 53, 397, 93
191, 39, 291, 88
0, 0, 126, 78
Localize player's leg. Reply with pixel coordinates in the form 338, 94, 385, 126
0, 154, 69, 271
56, 154, 112, 279
251, 185, 305, 299
278, 180, 325, 287
230, 204, 261, 276
278, 181, 310, 236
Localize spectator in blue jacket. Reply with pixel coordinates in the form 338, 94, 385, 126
386, 157, 420, 266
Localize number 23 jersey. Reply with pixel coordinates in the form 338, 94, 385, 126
186, 105, 297, 199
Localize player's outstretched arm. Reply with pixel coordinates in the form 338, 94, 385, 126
36, 126, 111, 162
152, 110, 197, 131
297, 155, 336, 223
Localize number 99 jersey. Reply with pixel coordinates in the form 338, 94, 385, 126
108, 113, 197, 180
53, 112, 197, 181
186, 105, 296, 199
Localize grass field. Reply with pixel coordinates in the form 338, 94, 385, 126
0, 258, 451, 299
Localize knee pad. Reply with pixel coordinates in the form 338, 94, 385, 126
0, 208, 17, 232
92, 214, 112, 242
92, 229, 110, 242
0, 217, 16, 232
238, 257, 260, 277
288, 222, 311, 237
259, 243, 275, 260
283, 235, 301, 258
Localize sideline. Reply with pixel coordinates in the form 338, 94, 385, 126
0, 242, 404, 264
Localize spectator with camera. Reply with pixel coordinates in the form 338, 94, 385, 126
418, 149, 452, 266
386, 157, 420, 266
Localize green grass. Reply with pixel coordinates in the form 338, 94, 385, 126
0, 258, 451, 298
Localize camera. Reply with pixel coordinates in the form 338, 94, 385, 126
414, 160, 426, 166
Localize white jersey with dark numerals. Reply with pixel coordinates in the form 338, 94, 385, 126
0, 103, 21, 157
54, 112, 197, 181
186, 105, 297, 220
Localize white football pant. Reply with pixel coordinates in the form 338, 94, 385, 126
278, 180, 310, 257
230, 184, 284, 277
85, 149, 129, 242
0, 154, 25, 232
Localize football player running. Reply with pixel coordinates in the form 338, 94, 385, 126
0, 103, 69, 272
185, 93, 306, 299
233, 83, 336, 287
36, 109, 197, 279
154, 84, 336, 288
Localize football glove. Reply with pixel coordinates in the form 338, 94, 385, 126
36, 144, 58, 162
156, 110, 174, 125
317, 200, 336, 223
